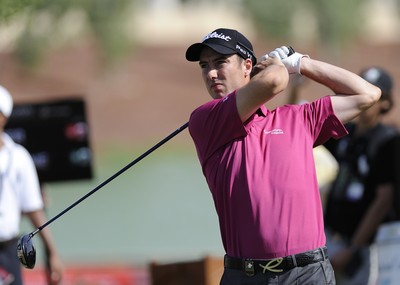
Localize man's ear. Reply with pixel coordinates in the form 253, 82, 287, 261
244, 58, 253, 77
379, 99, 392, 114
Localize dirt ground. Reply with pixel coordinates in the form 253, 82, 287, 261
0, 39, 399, 154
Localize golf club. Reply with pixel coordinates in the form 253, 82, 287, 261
17, 122, 189, 269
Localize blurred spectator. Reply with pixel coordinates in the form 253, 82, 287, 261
0, 85, 63, 285
323, 67, 400, 284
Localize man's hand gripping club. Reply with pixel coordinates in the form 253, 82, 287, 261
261, 46, 309, 74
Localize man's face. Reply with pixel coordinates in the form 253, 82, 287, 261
198, 47, 250, 99
357, 98, 389, 126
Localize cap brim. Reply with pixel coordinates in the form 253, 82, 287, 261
185, 43, 237, 62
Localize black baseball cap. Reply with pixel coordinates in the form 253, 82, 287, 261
360, 66, 394, 113
185, 28, 257, 65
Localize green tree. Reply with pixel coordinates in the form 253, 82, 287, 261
244, 0, 369, 55
0, 0, 40, 20
0, 0, 135, 66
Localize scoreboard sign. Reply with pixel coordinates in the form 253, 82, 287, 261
5, 97, 93, 183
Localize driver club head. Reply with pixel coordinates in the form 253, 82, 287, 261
17, 234, 36, 269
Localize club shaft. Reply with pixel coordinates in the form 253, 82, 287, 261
33, 122, 189, 234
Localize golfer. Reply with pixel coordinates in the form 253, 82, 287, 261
185, 28, 381, 284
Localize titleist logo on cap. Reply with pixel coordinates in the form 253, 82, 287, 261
202, 31, 232, 42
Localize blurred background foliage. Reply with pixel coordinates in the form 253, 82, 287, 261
0, 0, 399, 65
0, 0, 135, 66
244, 0, 365, 52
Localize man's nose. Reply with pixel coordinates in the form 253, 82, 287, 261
206, 68, 218, 80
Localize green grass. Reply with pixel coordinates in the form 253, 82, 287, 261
20, 144, 224, 267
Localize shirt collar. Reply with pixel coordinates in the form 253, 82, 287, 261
257, 104, 268, 117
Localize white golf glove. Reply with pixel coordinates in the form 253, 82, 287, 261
261, 46, 309, 74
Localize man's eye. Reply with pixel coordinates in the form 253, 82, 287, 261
213, 62, 224, 68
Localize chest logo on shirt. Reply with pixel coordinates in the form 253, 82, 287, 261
264, 129, 284, 135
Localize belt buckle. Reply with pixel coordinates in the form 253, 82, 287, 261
259, 258, 284, 273
244, 260, 255, 276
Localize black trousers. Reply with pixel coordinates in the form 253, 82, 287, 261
0, 238, 22, 285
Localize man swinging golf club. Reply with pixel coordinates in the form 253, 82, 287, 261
16, 27, 381, 285
185, 28, 381, 284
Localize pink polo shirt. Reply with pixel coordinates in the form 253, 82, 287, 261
189, 91, 347, 259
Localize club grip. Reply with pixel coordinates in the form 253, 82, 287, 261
288, 46, 295, 56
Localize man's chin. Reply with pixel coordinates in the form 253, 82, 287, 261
210, 90, 226, 99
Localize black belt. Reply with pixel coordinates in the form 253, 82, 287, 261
224, 246, 328, 276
